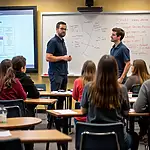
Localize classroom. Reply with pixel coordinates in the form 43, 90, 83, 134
0, 0, 150, 150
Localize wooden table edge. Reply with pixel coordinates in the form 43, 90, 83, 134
8, 130, 72, 143
128, 112, 150, 116
46, 109, 84, 117
24, 99, 57, 105
0, 118, 42, 129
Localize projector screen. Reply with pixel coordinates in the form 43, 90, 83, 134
0, 6, 38, 73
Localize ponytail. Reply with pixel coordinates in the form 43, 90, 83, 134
0, 67, 16, 91
3, 67, 16, 89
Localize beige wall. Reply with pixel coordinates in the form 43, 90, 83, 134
0, 0, 150, 90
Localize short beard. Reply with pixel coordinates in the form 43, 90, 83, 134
58, 33, 65, 38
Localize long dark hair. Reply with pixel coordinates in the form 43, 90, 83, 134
132, 59, 150, 84
89, 55, 121, 109
81, 60, 96, 86
0, 59, 16, 91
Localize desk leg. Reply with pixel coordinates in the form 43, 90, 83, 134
46, 116, 55, 150
69, 96, 72, 109
54, 117, 67, 150
62, 117, 69, 150
129, 116, 135, 133
68, 96, 72, 133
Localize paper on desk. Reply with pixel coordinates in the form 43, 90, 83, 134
51, 91, 72, 94
54, 109, 77, 114
129, 109, 135, 112
0, 130, 11, 137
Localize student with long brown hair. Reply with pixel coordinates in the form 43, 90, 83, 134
126, 59, 150, 141
72, 60, 96, 123
125, 59, 150, 91
81, 55, 139, 150
0, 59, 26, 100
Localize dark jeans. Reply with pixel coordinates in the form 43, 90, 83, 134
49, 74, 67, 109
47, 74, 68, 121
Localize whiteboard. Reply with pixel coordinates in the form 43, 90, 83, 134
42, 12, 150, 76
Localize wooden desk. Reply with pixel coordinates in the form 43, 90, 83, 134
40, 91, 72, 109
48, 109, 150, 135
40, 91, 72, 97
40, 91, 51, 97
47, 109, 84, 137
47, 109, 84, 118
40, 91, 72, 108
0, 117, 42, 130
42, 91, 73, 133
6, 130, 72, 143
25, 98, 57, 105
128, 110, 150, 133
128, 111, 150, 116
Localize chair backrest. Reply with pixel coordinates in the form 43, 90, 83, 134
0, 99, 26, 117
5, 106, 21, 118
80, 131, 120, 150
130, 84, 141, 96
76, 122, 126, 150
34, 84, 46, 91
0, 138, 23, 150
75, 101, 81, 109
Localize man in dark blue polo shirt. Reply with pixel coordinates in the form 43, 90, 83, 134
46, 21, 72, 109
110, 28, 130, 83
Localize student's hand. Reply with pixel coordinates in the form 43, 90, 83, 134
118, 77, 123, 84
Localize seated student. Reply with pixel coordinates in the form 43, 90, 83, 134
0, 59, 27, 100
72, 60, 96, 124
12, 56, 39, 117
125, 59, 150, 91
81, 55, 139, 150
12, 56, 39, 98
133, 79, 150, 141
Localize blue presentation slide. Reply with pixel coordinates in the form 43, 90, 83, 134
0, 10, 34, 68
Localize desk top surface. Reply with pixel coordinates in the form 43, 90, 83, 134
1, 130, 72, 143
40, 91, 72, 96
0, 117, 42, 129
25, 98, 57, 105
47, 109, 84, 117
47, 109, 150, 117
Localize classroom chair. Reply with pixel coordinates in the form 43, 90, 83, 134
0, 99, 26, 117
5, 106, 22, 118
34, 83, 48, 113
34, 84, 46, 91
76, 122, 126, 150
0, 138, 23, 150
130, 84, 141, 97
80, 131, 120, 150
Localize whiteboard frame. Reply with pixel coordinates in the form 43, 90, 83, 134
41, 11, 150, 76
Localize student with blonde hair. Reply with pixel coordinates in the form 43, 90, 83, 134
72, 60, 96, 123
125, 59, 150, 91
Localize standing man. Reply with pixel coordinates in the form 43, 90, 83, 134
110, 27, 131, 83
46, 21, 72, 109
